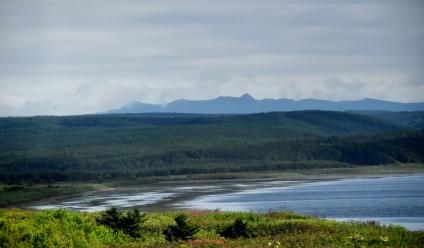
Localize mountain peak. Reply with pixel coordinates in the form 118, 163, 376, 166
106, 95, 424, 114
240, 93, 254, 101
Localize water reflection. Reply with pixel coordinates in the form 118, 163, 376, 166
179, 175, 424, 230
33, 192, 175, 212
29, 175, 424, 230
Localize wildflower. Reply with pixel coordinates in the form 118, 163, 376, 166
349, 233, 365, 241
380, 236, 389, 242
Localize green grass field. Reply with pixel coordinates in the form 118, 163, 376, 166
0, 209, 423, 248
0, 183, 109, 207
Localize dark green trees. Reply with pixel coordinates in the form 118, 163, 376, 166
163, 214, 199, 241
219, 218, 255, 238
97, 207, 146, 237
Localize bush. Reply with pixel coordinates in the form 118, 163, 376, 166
97, 207, 146, 238
219, 218, 255, 239
0, 218, 11, 248
120, 208, 146, 238
163, 214, 199, 241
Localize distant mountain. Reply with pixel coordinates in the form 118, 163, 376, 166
106, 94, 424, 114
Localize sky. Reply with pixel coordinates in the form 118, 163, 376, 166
0, 0, 423, 116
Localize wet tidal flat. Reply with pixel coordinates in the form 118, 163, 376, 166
27, 175, 424, 230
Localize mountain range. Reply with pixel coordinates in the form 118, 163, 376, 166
106, 94, 424, 114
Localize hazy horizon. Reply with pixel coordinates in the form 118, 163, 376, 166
3, 93, 424, 117
123, 93, 424, 105
1, 0, 423, 116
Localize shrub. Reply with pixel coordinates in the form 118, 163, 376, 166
219, 218, 255, 239
97, 207, 146, 238
98, 207, 121, 231
163, 214, 199, 241
0, 218, 11, 248
120, 209, 146, 238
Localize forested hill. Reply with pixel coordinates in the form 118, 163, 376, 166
0, 111, 423, 183
350, 111, 424, 130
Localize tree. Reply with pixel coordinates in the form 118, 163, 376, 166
219, 218, 255, 239
97, 207, 146, 238
163, 214, 199, 241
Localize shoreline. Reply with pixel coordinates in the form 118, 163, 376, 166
17, 170, 424, 212
2, 163, 423, 209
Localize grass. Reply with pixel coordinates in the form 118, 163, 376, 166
0, 209, 423, 247
1, 163, 423, 207
0, 183, 109, 207
175, 163, 424, 181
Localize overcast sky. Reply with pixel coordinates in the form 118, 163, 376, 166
0, 0, 423, 116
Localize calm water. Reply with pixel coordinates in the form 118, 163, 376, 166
179, 175, 424, 230
30, 175, 424, 230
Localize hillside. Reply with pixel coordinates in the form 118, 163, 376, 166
106, 94, 424, 114
351, 111, 424, 130
1, 111, 422, 184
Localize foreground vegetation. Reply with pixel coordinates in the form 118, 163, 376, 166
1, 209, 423, 248
0, 209, 424, 247
1, 111, 423, 184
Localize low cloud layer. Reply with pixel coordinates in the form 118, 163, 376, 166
1, 0, 423, 116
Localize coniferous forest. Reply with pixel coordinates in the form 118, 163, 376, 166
1, 111, 423, 184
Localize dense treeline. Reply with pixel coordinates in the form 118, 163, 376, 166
0, 111, 422, 183
351, 111, 424, 130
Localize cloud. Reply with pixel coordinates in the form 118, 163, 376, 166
0, 0, 423, 116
